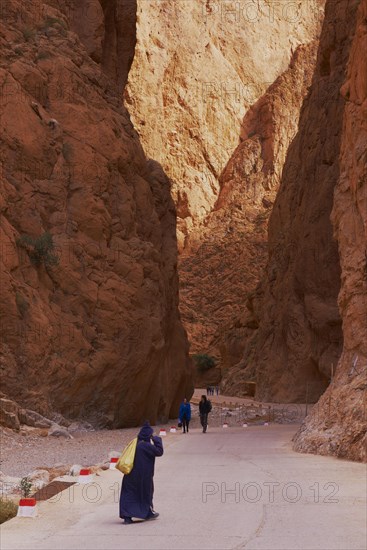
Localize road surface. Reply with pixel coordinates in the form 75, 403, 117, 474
1, 425, 366, 549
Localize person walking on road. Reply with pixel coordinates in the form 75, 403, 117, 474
178, 397, 191, 433
199, 394, 212, 433
119, 421, 163, 524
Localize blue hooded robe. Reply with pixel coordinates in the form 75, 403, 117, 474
119, 422, 164, 519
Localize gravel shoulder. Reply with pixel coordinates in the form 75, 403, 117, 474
0, 426, 138, 477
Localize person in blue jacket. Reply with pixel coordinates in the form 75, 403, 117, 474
119, 421, 163, 524
178, 397, 191, 433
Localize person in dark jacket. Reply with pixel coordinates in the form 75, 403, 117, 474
199, 394, 212, 433
119, 421, 163, 524
178, 398, 191, 433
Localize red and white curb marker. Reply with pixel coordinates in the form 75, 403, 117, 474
78, 468, 94, 484
17, 498, 37, 518
109, 457, 118, 469
159, 428, 167, 436
169, 426, 177, 433
222, 423, 228, 428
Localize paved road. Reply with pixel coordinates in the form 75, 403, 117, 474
1, 425, 366, 549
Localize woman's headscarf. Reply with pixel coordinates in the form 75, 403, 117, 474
138, 421, 154, 441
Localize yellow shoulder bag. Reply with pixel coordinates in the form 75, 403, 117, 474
116, 437, 138, 474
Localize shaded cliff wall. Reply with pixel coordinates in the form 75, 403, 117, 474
0, 0, 192, 427
226, 0, 365, 405
294, 0, 367, 462
67, 0, 137, 89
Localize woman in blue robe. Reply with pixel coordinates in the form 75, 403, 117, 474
119, 422, 163, 524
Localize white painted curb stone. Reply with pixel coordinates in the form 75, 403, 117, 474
78, 469, 94, 484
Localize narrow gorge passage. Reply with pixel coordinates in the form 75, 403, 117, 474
126, 0, 366, 461
0, 1, 366, 547
126, 0, 327, 374
0, 0, 366, 470
126, 2, 339, 399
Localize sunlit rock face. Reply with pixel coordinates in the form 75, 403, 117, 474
179, 41, 320, 359
126, 0, 325, 250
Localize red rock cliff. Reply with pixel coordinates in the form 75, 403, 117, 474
232, 0, 359, 404
294, 0, 367, 461
0, 0, 192, 427
228, 0, 366, 460
178, 42, 319, 358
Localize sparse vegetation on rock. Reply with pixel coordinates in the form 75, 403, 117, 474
19, 477, 32, 498
16, 233, 59, 268
193, 354, 216, 373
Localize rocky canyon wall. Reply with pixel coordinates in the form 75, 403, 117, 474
294, 0, 367, 462
179, 42, 319, 354
225, 0, 361, 403
0, 0, 192, 427
126, 0, 325, 250
126, 0, 326, 363
223, 0, 366, 460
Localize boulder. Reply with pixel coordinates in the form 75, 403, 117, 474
35, 465, 70, 480
48, 424, 73, 439
0, 398, 18, 415
0, 398, 20, 431
0, 472, 21, 496
49, 413, 71, 428
18, 409, 52, 428
28, 469, 50, 490
0, 410, 20, 431
69, 464, 83, 477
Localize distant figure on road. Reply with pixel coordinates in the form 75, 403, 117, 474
199, 394, 212, 433
216, 385, 219, 396
178, 398, 191, 433
119, 422, 163, 524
